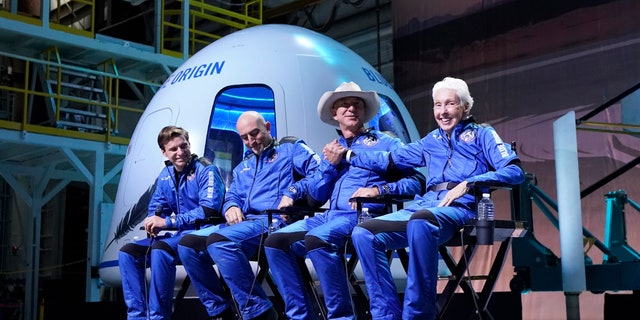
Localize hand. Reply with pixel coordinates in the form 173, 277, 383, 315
224, 206, 245, 225
348, 186, 380, 210
323, 140, 346, 165
143, 215, 167, 236
438, 181, 469, 207
277, 195, 294, 210
277, 195, 295, 223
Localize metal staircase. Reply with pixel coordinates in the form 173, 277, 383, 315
38, 48, 113, 133
509, 80, 640, 295
0, 1, 265, 319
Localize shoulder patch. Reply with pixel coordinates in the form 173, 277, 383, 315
362, 135, 379, 147
460, 128, 476, 143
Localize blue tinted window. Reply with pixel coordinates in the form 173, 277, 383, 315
205, 85, 276, 188
369, 95, 411, 143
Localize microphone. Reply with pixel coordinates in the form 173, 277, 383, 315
155, 206, 163, 217
150, 206, 163, 238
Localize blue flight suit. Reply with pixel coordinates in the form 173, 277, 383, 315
119, 155, 225, 320
264, 129, 424, 320
349, 118, 525, 320
177, 138, 322, 319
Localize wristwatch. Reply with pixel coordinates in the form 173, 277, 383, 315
378, 184, 391, 195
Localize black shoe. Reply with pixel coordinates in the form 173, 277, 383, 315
251, 307, 278, 320
211, 307, 236, 320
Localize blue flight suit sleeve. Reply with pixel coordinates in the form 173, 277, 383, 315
373, 138, 425, 196
307, 157, 340, 204
351, 125, 524, 188
348, 139, 426, 174
313, 133, 424, 204
223, 163, 247, 214
147, 174, 168, 218
348, 149, 391, 173
281, 140, 323, 202
464, 126, 525, 185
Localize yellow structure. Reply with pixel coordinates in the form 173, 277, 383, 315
0, 1, 262, 319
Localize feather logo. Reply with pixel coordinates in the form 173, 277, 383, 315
104, 182, 157, 250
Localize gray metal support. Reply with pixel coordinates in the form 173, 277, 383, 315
182, 0, 190, 59
565, 292, 581, 320
87, 148, 105, 301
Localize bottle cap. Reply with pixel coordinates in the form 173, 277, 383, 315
482, 193, 490, 197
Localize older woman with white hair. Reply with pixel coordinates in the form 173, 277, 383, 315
347, 77, 526, 320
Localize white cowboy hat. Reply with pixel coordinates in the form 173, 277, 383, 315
317, 81, 380, 126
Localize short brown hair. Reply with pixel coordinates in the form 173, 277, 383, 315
157, 126, 189, 150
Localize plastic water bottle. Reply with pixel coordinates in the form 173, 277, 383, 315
358, 207, 372, 224
477, 193, 494, 221
476, 193, 494, 244
268, 218, 280, 235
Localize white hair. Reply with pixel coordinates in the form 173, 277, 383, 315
432, 77, 474, 113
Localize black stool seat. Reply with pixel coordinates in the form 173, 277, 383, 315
443, 219, 528, 246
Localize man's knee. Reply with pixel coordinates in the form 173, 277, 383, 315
151, 240, 176, 257
410, 209, 440, 228
120, 242, 148, 257
264, 231, 306, 251
359, 219, 408, 234
205, 233, 230, 247
179, 234, 208, 252
350, 226, 368, 239
305, 234, 331, 251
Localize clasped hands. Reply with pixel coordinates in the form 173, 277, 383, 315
323, 139, 380, 210
323, 139, 468, 208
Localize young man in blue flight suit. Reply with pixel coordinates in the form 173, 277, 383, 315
346, 77, 526, 320
264, 82, 425, 320
177, 111, 323, 320
118, 125, 226, 320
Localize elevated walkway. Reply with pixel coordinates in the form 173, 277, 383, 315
0, 1, 262, 319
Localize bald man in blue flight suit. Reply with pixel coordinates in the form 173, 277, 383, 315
346, 77, 526, 320
177, 111, 324, 320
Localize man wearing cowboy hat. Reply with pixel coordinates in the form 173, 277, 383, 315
264, 82, 425, 319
